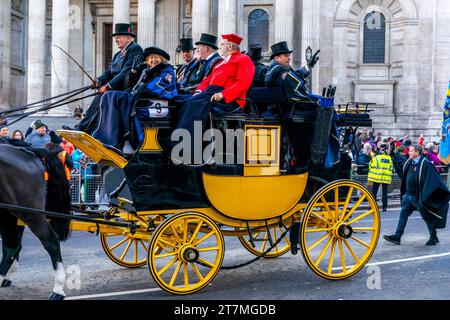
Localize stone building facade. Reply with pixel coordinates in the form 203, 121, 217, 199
0, 0, 449, 139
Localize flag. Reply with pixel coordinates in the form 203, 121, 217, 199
439, 81, 450, 164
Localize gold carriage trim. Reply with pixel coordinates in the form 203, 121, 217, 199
202, 172, 308, 220
58, 130, 128, 168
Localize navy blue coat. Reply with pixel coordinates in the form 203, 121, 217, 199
97, 41, 143, 90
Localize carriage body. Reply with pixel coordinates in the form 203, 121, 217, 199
58, 87, 380, 295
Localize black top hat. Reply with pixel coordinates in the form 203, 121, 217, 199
270, 41, 293, 60
195, 33, 218, 50
143, 46, 171, 61
248, 44, 263, 62
112, 23, 136, 37
178, 38, 195, 51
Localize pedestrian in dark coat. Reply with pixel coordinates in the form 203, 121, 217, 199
384, 144, 450, 246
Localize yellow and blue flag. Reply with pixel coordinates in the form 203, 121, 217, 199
439, 81, 450, 164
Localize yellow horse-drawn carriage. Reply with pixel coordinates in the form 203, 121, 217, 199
58, 89, 379, 295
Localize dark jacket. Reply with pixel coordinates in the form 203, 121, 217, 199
97, 41, 144, 91
179, 52, 223, 94
253, 62, 268, 87
399, 157, 450, 229
265, 61, 311, 103
356, 153, 372, 175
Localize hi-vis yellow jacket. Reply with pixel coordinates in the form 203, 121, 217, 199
368, 154, 393, 184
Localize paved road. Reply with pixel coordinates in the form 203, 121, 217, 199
1, 208, 449, 301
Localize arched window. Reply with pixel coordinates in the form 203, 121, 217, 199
363, 12, 386, 63
248, 9, 269, 52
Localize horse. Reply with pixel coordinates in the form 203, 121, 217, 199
0, 143, 71, 300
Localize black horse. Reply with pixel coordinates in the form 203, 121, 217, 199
0, 143, 71, 300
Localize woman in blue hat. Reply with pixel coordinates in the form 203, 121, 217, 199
92, 47, 178, 150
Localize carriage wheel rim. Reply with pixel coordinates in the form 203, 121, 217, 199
300, 180, 380, 280
100, 233, 148, 268
148, 212, 224, 295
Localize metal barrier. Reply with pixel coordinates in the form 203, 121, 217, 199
69, 162, 108, 207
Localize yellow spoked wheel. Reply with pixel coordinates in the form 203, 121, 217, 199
148, 212, 224, 295
237, 225, 291, 258
101, 232, 150, 268
300, 180, 380, 280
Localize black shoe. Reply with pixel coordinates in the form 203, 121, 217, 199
61, 125, 74, 130
425, 237, 439, 246
383, 234, 401, 245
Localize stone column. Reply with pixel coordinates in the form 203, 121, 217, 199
301, 0, 321, 93
138, 0, 156, 48
274, 0, 294, 45
49, 0, 70, 116
0, 0, 11, 110
164, 0, 179, 59
113, 0, 130, 53
217, 0, 237, 36
192, 0, 211, 42
27, 0, 46, 105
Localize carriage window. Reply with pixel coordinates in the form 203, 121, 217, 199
248, 9, 269, 52
363, 12, 386, 64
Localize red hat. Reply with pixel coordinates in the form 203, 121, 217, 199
222, 34, 243, 45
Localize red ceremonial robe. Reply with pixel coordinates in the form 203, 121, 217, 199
197, 51, 255, 108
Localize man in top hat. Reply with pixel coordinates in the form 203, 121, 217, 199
74, 23, 144, 134
247, 44, 268, 87
265, 41, 319, 103
178, 33, 223, 94
176, 38, 197, 83
169, 33, 255, 163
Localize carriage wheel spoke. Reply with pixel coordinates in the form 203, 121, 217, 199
350, 236, 371, 249
195, 231, 215, 246
340, 186, 354, 221
305, 227, 333, 233
334, 188, 340, 220
170, 225, 182, 244
139, 240, 148, 251
110, 237, 128, 251
120, 239, 133, 260
280, 227, 290, 245
134, 240, 138, 263
157, 238, 178, 249
157, 257, 178, 276
189, 220, 202, 245
327, 239, 337, 274
315, 236, 333, 267
191, 263, 204, 281
197, 258, 215, 268
261, 233, 268, 252
307, 233, 331, 252
320, 196, 333, 219
341, 195, 366, 222
197, 246, 220, 252
310, 212, 331, 225
183, 262, 189, 288
343, 239, 360, 263
273, 228, 279, 251
347, 209, 374, 225
338, 239, 347, 273
169, 261, 182, 286
154, 251, 178, 259
352, 227, 376, 231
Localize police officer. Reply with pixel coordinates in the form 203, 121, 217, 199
265, 41, 319, 103
74, 23, 144, 134
368, 143, 393, 212
247, 44, 268, 87
176, 38, 197, 83
178, 33, 223, 94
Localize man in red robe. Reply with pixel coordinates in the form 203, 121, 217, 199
170, 33, 255, 163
